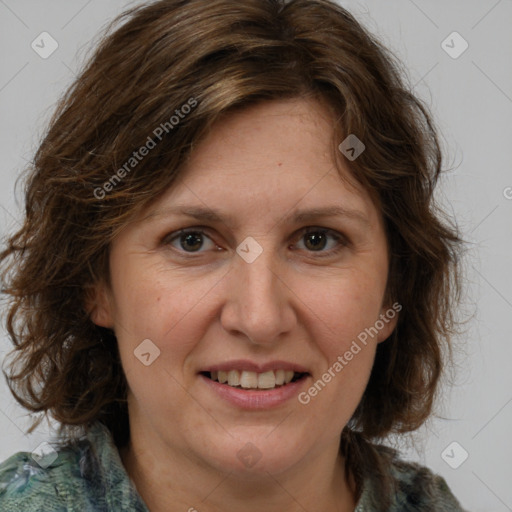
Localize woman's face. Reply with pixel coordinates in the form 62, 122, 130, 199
91, 97, 397, 477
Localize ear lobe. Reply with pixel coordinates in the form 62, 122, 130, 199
376, 302, 401, 343
84, 282, 114, 329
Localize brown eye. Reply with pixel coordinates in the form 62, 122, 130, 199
303, 232, 328, 251
179, 232, 204, 252
164, 229, 217, 254
295, 228, 348, 256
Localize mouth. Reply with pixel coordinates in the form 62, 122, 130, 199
200, 370, 309, 390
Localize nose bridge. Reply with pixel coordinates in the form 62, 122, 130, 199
221, 242, 294, 344
243, 249, 279, 304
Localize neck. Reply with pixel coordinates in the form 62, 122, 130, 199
119, 430, 357, 512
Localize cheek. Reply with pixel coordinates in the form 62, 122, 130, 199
296, 277, 380, 423
109, 263, 222, 419
295, 268, 386, 353
109, 258, 222, 360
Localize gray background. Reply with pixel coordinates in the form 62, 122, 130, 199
0, 1, 511, 510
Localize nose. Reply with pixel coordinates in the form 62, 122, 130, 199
219, 245, 296, 346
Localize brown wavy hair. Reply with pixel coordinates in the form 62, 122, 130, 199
0, 0, 462, 505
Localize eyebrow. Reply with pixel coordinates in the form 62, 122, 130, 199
144, 205, 370, 227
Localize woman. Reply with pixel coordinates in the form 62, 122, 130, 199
0, 0, 466, 510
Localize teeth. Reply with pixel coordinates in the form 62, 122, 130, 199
257, 371, 276, 389
208, 369, 301, 389
275, 369, 285, 386
240, 370, 258, 389
227, 370, 240, 386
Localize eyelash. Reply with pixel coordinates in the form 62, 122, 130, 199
162, 226, 349, 258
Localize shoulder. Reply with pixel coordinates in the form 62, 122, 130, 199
389, 456, 466, 511
0, 441, 84, 511
357, 444, 467, 512
0, 422, 150, 512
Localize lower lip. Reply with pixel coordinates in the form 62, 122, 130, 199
199, 374, 309, 409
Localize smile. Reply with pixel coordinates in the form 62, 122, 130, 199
203, 370, 307, 390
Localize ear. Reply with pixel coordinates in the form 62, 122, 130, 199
376, 301, 401, 343
84, 281, 114, 329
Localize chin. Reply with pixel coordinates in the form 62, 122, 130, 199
197, 428, 308, 478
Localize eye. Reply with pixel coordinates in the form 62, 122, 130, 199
162, 226, 349, 258
294, 228, 348, 255
164, 229, 218, 253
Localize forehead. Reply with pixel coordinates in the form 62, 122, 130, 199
141, 98, 381, 229
186, 97, 336, 177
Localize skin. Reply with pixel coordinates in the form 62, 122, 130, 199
89, 97, 397, 512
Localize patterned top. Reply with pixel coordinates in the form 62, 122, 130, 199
0, 421, 466, 511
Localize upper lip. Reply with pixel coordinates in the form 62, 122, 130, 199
200, 359, 310, 374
